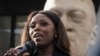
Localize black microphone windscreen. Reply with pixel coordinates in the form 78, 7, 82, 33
18, 41, 36, 55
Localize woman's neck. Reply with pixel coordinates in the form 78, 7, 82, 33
37, 44, 54, 56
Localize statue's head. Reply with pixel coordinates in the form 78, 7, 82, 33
43, 0, 96, 56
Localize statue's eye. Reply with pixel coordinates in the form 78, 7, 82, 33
68, 10, 86, 23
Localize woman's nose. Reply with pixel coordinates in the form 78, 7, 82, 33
34, 24, 41, 31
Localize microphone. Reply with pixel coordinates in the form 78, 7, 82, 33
17, 41, 36, 55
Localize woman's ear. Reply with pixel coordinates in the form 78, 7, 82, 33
54, 30, 58, 38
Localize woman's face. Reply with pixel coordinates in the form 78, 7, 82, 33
29, 13, 56, 47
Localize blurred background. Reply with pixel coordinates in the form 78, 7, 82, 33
0, 0, 99, 56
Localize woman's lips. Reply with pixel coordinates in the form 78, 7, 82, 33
33, 32, 44, 42
34, 33, 43, 38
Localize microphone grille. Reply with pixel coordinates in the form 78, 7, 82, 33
25, 41, 36, 53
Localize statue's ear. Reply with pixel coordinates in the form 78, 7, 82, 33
90, 25, 98, 46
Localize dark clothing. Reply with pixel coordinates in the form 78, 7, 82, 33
52, 47, 69, 56
30, 46, 69, 56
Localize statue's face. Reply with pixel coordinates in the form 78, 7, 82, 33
44, 0, 96, 56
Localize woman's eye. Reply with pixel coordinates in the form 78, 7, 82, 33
30, 24, 35, 28
41, 22, 48, 26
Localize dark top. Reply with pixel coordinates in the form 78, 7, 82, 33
29, 46, 69, 56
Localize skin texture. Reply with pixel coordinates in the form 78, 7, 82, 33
43, 0, 96, 56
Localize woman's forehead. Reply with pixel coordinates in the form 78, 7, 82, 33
31, 14, 52, 22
